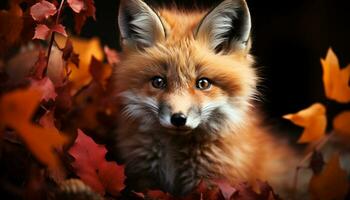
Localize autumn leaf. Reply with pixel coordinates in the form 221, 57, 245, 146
33, 24, 51, 40
30, 77, 57, 101
73, 0, 96, 33
62, 39, 80, 68
33, 24, 67, 40
0, 88, 68, 177
283, 103, 327, 143
89, 56, 112, 90
30, 0, 57, 21
31, 49, 48, 79
230, 180, 281, 200
333, 111, 350, 137
56, 36, 104, 94
309, 154, 349, 200
69, 129, 125, 196
321, 48, 350, 103
104, 46, 120, 65
309, 150, 325, 175
67, 0, 85, 13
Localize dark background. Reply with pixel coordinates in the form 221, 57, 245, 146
73, 0, 350, 134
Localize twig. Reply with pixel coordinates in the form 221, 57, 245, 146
292, 132, 334, 200
43, 0, 66, 77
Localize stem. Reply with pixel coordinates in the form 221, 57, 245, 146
43, 0, 66, 77
292, 132, 334, 200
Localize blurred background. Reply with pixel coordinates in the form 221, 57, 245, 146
68, 0, 350, 137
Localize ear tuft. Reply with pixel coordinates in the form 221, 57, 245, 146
118, 0, 165, 49
195, 0, 251, 53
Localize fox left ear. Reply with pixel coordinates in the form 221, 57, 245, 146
118, 0, 166, 49
195, 0, 251, 53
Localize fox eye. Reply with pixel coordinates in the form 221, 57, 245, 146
196, 78, 211, 90
151, 76, 166, 89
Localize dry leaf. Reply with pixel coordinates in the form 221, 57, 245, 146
56, 35, 103, 94
309, 154, 349, 200
0, 88, 68, 175
69, 129, 125, 196
30, 0, 57, 21
283, 103, 327, 143
333, 111, 350, 137
89, 56, 112, 90
321, 48, 350, 103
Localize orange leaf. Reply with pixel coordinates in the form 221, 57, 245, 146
283, 103, 327, 143
309, 154, 349, 200
321, 48, 350, 103
0, 88, 68, 176
56, 36, 103, 94
333, 111, 350, 137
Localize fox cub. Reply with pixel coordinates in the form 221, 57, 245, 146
111, 0, 298, 196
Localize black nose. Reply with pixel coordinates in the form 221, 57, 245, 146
170, 113, 187, 127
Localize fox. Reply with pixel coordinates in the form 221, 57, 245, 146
111, 0, 300, 197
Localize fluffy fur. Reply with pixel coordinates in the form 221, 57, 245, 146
112, 0, 299, 196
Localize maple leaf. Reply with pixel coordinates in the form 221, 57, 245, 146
89, 56, 112, 90
56, 35, 104, 94
104, 46, 120, 65
30, 0, 57, 21
68, 129, 125, 196
309, 154, 349, 200
283, 103, 327, 143
321, 48, 350, 103
67, 0, 85, 13
0, 88, 68, 177
333, 111, 350, 137
30, 77, 57, 101
73, 0, 96, 34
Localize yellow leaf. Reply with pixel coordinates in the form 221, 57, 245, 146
309, 154, 349, 200
0, 88, 68, 175
321, 48, 350, 103
283, 103, 327, 143
333, 111, 350, 137
56, 35, 104, 94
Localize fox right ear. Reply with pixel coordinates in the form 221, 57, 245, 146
118, 0, 166, 49
195, 0, 251, 54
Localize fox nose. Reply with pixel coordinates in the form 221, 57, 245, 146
170, 113, 187, 127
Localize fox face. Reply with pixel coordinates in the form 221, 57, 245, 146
114, 0, 257, 138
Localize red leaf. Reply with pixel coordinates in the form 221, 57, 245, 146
214, 179, 236, 200
67, 0, 85, 13
73, 0, 96, 34
51, 24, 67, 37
104, 46, 120, 65
33, 24, 51, 40
62, 39, 80, 68
30, 77, 57, 101
30, 1, 57, 21
89, 56, 112, 90
31, 50, 48, 79
68, 129, 125, 196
